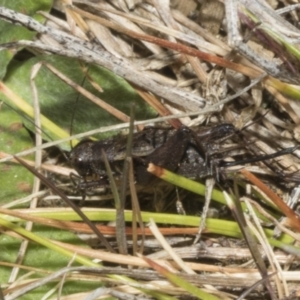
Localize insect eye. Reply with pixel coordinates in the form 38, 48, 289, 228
74, 157, 86, 168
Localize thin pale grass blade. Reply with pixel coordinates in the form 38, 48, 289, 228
194, 177, 215, 244
14, 155, 114, 252
120, 104, 145, 254
129, 159, 145, 254
149, 218, 194, 274
101, 149, 126, 254
142, 255, 221, 300
118, 104, 136, 254
244, 199, 286, 298
0, 151, 73, 176
9, 62, 44, 285
83, 288, 150, 300
223, 190, 275, 299
240, 169, 300, 232
0, 216, 97, 267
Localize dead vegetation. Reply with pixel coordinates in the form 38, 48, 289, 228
1, 0, 300, 299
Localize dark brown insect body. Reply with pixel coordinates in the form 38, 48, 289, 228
69, 123, 236, 188
69, 122, 300, 191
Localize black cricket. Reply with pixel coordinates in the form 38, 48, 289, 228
69, 123, 298, 192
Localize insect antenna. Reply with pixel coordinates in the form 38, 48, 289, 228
2, 101, 71, 162
69, 67, 89, 150
221, 145, 298, 167
3, 101, 53, 142
222, 109, 300, 180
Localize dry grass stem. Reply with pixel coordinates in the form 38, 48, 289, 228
2, 0, 300, 299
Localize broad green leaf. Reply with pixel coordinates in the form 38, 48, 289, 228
0, 0, 53, 79
2, 55, 155, 148
0, 104, 33, 203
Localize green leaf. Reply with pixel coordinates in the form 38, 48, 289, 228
0, 104, 34, 203
2, 55, 155, 148
0, 0, 53, 79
